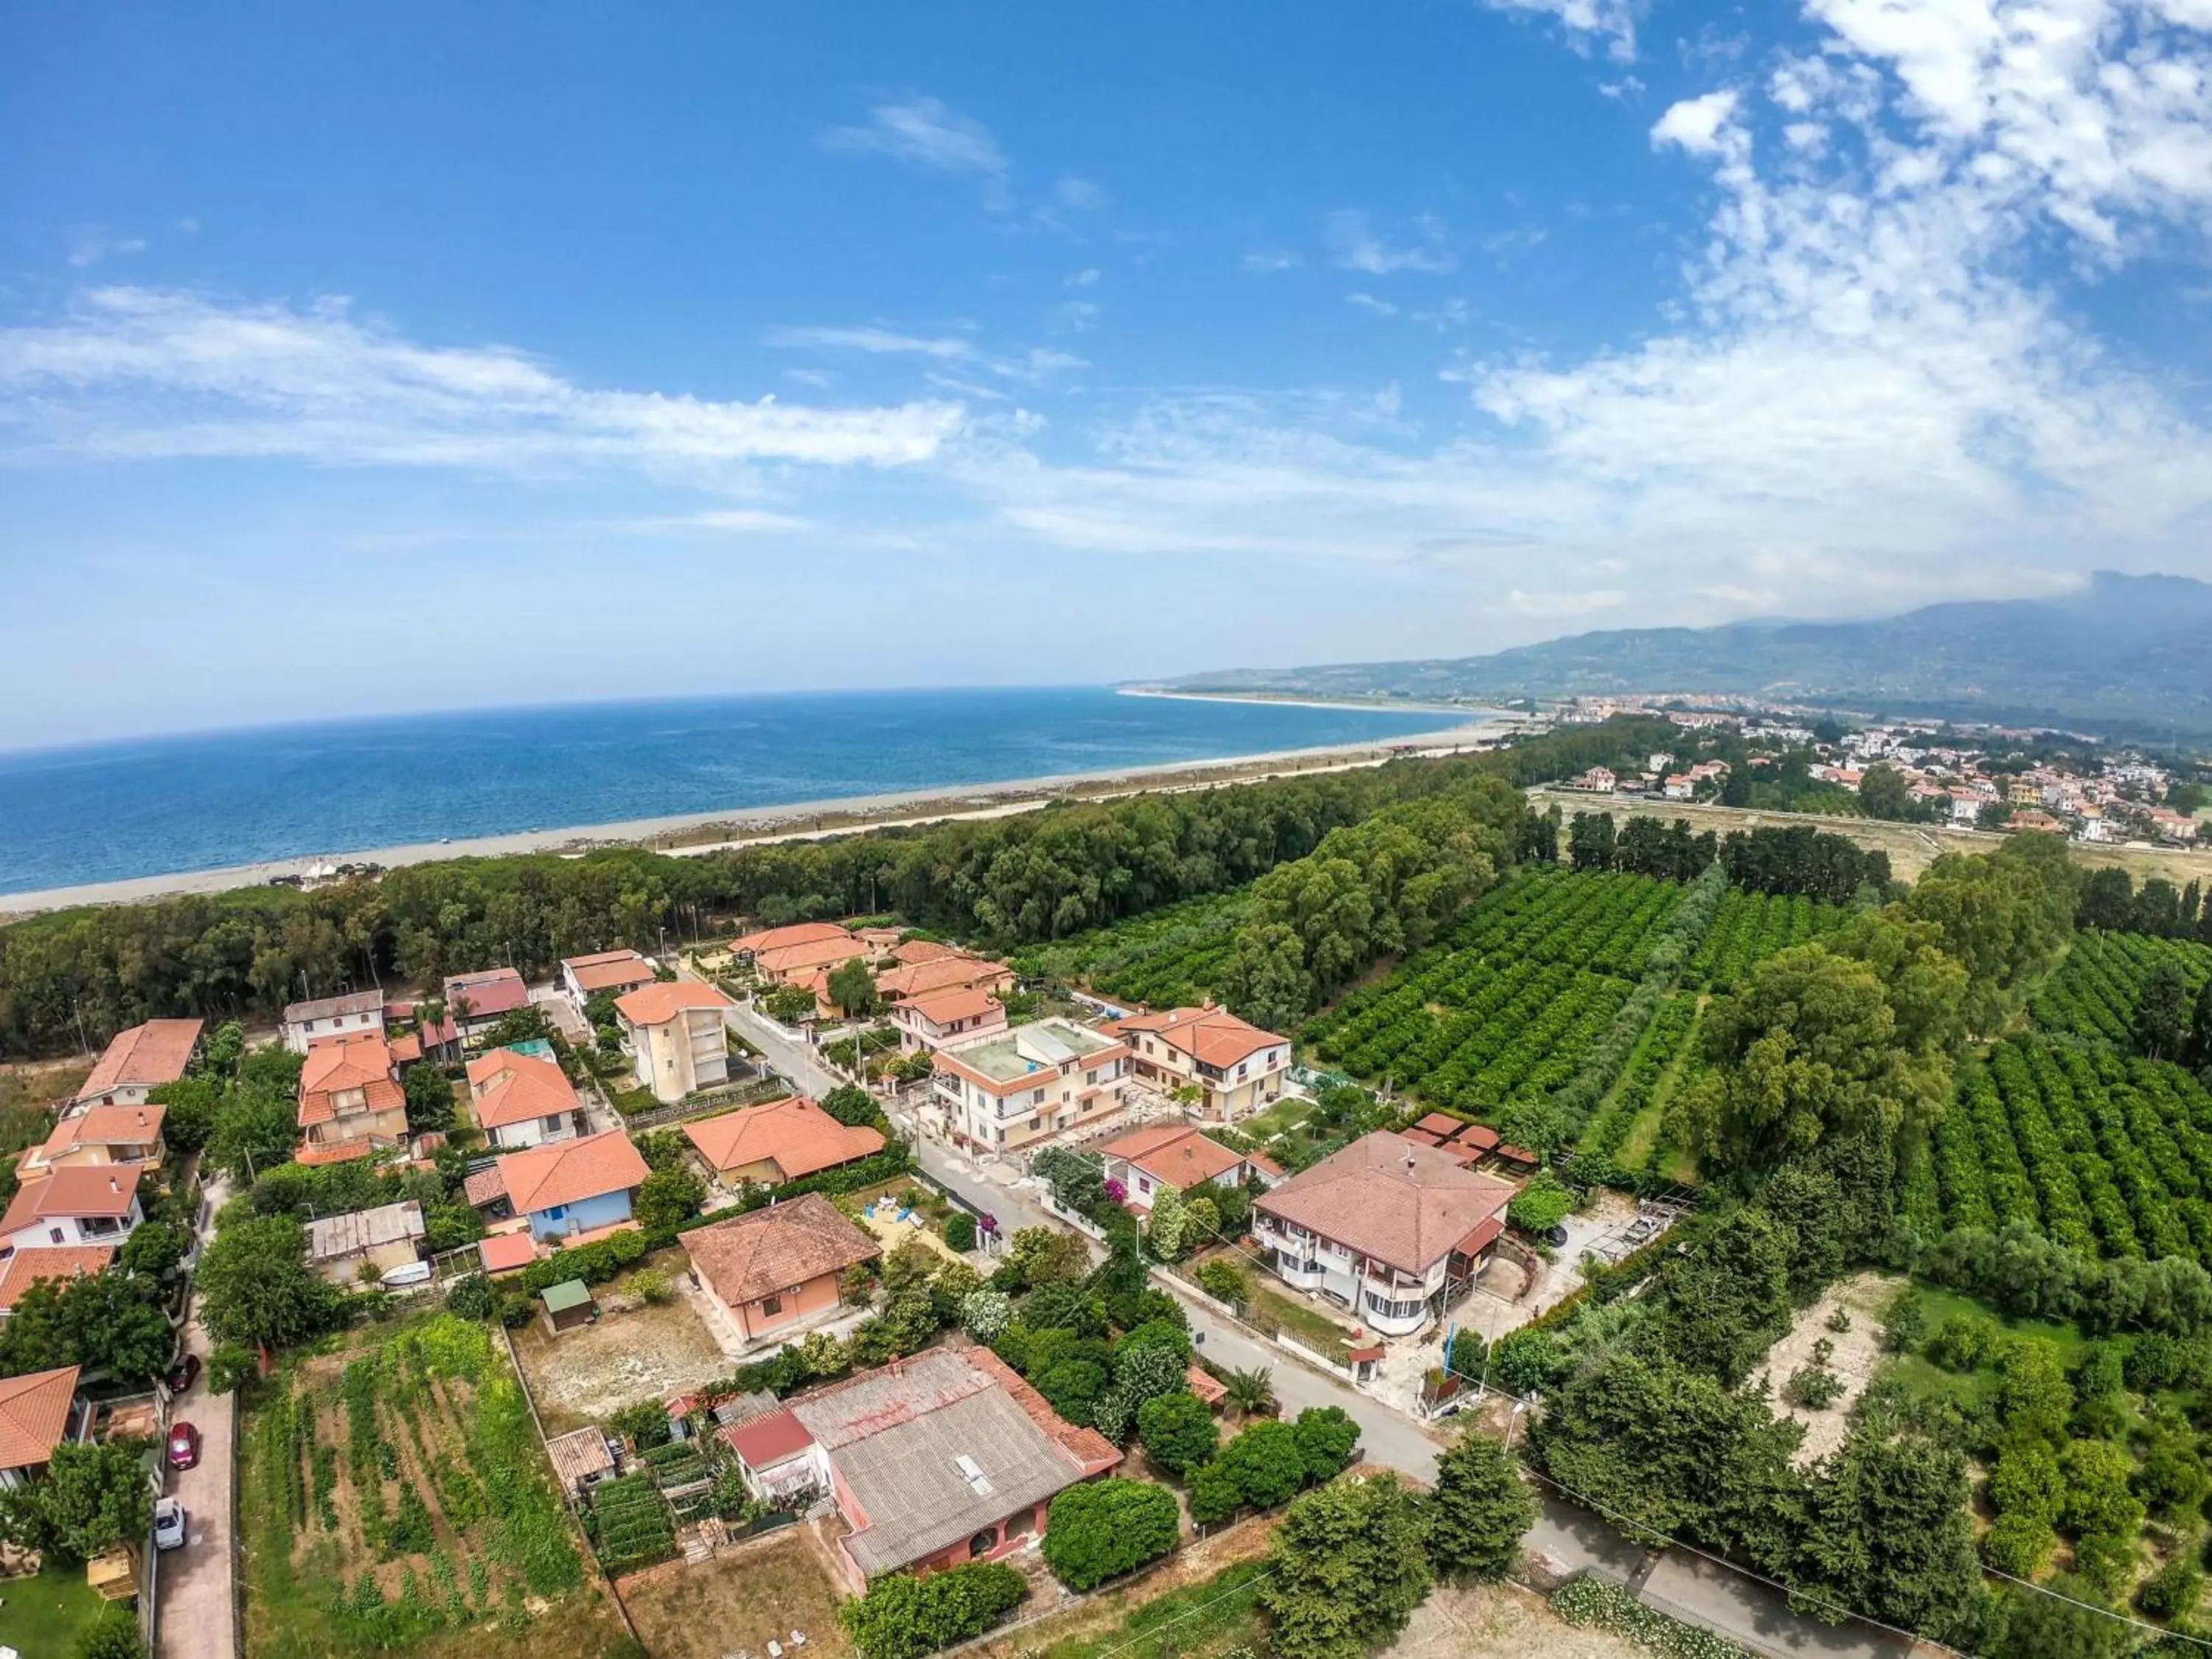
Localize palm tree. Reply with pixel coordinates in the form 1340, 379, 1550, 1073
1223, 1365, 1279, 1419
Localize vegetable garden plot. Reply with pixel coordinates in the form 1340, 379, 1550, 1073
1921, 1036, 2212, 1270
241, 1314, 594, 1656
2031, 930, 2212, 1045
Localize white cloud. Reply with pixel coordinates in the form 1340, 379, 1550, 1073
1243, 250, 1303, 273
820, 97, 1011, 207
1065, 268, 1102, 288
1051, 301, 1101, 334
1052, 177, 1108, 212
66, 227, 147, 268
1650, 89, 1742, 155
0, 288, 964, 473
1481, 0, 1641, 61
622, 508, 815, 535
766, 324, 973, 358
1326, 210, 1456, 274
1346, 292, 1401, 316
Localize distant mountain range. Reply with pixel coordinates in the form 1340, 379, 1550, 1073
1158, 572, 2212, 741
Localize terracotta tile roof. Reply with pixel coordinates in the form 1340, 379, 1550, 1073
734, 922, 855, 954
443, 968, 531, 1019
754, 936, 870, 978
31, 1105, 165, 1165
681, 1097, 885, 1181
895, 987, 1001, 1026
1, 1164, 147, 1236
563, 950, 657, 993
1413, 1113, 1464, 1137
1454, 1123, 1500, 1153
1101, 1124, 1244, 1189
0, 1246, 116, 1312
0, 1364, 81, 1470
297, 1034, 400, 1128
722, 1408, 816, 1469
891, 939, 959, 965
496, 1130, 649, 1217
478, 1232, 538, 1273
78, 1018, 202, 1099
1113, 1005, 1284, 1069
876, 956, 1011, 1000
1185, 1364, 1227, 1405
466, 1047, 580, 1132
616, 981, 734, 1026
1457, 1215, 1506, 1256
685, 1192, 880, 1308
1248, 1150, 1287, 1179
464, 1166, 509, 1206
1255, 1131, 1515, 1278
1399, 1127, 1447, 1147
387, 1033, 424, 1065
295, 1136, 378, 1166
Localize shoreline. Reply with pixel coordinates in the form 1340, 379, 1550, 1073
1118, 686, 1490, 717
0, 718, 1509, 919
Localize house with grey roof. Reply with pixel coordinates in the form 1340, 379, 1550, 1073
719, 1343, 1119, 1590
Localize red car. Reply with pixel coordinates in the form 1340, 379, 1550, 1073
167, 1353, 201, 1395
167, 1421, 201, 1472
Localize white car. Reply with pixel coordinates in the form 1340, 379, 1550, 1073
153, 1496, 187, 1552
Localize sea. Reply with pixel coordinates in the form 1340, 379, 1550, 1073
0, 687, 1476, 897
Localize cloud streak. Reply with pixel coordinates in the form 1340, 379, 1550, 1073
0, 289, 964, 473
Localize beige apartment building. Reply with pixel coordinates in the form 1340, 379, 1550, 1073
931, 1018, 1132, 1152
1110, 1005, 1289, 1121
617, 981, 737, 1104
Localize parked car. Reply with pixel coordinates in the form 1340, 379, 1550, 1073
153, 1496, 187, 1551
167, 1352, 201, 1395
167, 1421, 201, 1471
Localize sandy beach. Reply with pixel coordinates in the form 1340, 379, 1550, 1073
0, 715, 1512, 919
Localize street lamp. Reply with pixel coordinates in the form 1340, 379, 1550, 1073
1503, 1399, 1528, 1452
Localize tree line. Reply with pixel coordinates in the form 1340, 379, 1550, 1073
0, 718, 1677, 1060
1565, 810, 1893, 903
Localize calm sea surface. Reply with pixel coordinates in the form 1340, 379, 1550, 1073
0, 688, 1470, 894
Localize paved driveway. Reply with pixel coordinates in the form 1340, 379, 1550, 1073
158, 1177, 237, 1659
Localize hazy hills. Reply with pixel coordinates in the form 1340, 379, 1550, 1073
1162, 572, 2212, 740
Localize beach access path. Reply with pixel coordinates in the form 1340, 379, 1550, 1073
157, 1172, 237, 1659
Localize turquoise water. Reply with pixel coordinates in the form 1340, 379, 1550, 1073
0, 687, 1467, 894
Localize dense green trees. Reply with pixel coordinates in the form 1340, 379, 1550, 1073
1425, 1430, 1536, 1582
197, 1214, 344, 1357
838, 1562, 1026, 1659
0, 1440, 153, 1562
1040, 1478, 1180, 1589
1257, 1475, 1433, 1659
1136, 1391, 1219, 1478
0, 1268, 173, 1384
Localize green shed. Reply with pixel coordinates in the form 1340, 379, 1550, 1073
540, 1278, 597, 1334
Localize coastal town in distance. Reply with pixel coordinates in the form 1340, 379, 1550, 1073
9, 3, 2212, 1659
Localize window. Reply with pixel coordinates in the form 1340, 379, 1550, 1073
762, 1294, 783, 1316
1029, 1116, 1042, 1132
1366, 1290, 1425, 1321
969, 1527, 999, 1558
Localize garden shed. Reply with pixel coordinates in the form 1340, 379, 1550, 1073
540, 1277, 597, 1334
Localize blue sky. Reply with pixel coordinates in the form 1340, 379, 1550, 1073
3, 0, 2210, 748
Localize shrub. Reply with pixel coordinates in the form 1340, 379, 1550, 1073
1926, 1313, 2000, 1372
74, 1603, 144, 1659
1196, 1257, 1250, 1306
840, 1561, 1026, 1659
943, 1212, 978, 1253
445, 1273, 494, 1321
1137, 1391, 1220, 1479
1292, 1406, 1360, 1484
960, 1288, 1012, 1340
1782, 1365, 1845, 1410
1506, 1172, 1574, 1236
1041, 1478, 1181, 1590
2140, 1559, 2202, 1623
608, 1399, 671, 1451
630, 1267, 673, 1305
1211, 1419, 1306, 1512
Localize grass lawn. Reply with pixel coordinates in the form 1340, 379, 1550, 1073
1246, 1283, 1357, 1362
618, 1527, 854, 1659
1008, 1558, 1270, 1659
0, 1563, 108, 1655
1911, 1285, 2091, 1364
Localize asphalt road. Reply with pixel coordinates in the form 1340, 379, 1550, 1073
717, 992, 1909, 1659
157, 1174, 237, 1659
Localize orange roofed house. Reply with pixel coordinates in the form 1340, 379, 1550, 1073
296, 1033, 409, 1166
685, 1192, 881, 1346
889, 986, 1009, 1054
72, 1018, 202, 1109
682, 1096, 885, 1189
1, 1164, 148, 1256
1098, 1124, 1276, 1215
559, 948, 658, 1012
1252, 1131, 1514, 1338
0, 1363, 90, 1488
1111, 1005, 1289, 1122
617, 981, 738, 1105
0, 1245, 116, 1319
720, 1343, 1119, 1590
467, 1046, 588, 1152
18, 1103, 167, 1178
490, 1130, 651, 1242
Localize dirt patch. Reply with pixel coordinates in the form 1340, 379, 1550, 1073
619, 1523, 855, 1659
512, 1289, 733, 1434
1751, 1270, 1905, 1466
1388, 1581, 1647, 1659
